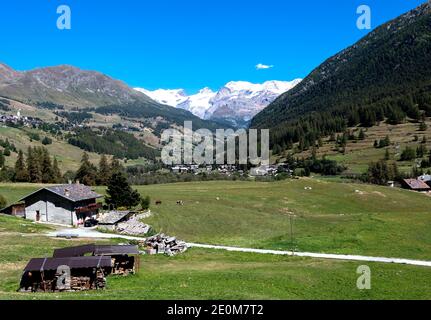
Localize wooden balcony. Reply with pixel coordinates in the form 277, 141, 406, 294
75, 203, 102, 214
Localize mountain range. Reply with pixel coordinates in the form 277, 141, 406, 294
0, 63, 222, 130
0, 63, 300, 131
251, 2, 431, 150
136, 79, 302, 127
0, 64, 148, 108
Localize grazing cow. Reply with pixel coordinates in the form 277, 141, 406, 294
176, 200, 184, 206
155, 200, 162, 205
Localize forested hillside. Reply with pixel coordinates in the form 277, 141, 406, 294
251, 3, 431, 151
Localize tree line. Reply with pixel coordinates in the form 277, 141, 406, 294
13, 147, 62, 183
268, 95, 431, 154
74, 152, 125, 186
68, 128, 159, 160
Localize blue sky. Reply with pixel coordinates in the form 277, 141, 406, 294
0, 0, 426, 93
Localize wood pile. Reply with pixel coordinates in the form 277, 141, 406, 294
142, 234, 188, 256
112, 259, 134, 276
70, 276, 91, 291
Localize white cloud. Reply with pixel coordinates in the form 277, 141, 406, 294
255, 63, 274, 70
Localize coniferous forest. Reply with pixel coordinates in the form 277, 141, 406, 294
251, 5, 431, 152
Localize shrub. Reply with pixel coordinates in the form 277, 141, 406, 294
42, 137, 53, 145
400, 146, 416, 161
141, 196, 151, 210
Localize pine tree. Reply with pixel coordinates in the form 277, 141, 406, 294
110, 158, 124, 174
14, 150, 28, 182
105, 172, 141, 209
42, 136, 53, 145
75, 152, 97, 186
41, 148, 54, 183
366, 160, 398, 185
52, 157, 62, 183
97, 154, 111, 186
27, 147, 42, 183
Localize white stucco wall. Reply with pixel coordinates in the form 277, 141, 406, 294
24, 191, 75, 225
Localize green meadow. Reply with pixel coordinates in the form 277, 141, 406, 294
0, 214, 430, 300
1, 179, 431, 299
2, 179, 431, 259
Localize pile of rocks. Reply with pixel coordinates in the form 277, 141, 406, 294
116, 214, 151, 236
142, 234, 188, 256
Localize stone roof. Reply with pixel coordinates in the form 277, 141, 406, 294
20, 184, 102, 203
97, 211, 131, 224
403, 179, 431, 190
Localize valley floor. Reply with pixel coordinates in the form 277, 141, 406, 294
0, 178, 431, 299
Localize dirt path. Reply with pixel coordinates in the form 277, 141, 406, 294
47, 228, 431, 267
187, 243, 431, 267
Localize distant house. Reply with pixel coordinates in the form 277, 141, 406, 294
1, 183, 102, 226
250, 165, 278, 177
172, 166, 190, 174
418, 175, 431, 187
0, 202, 26, 217
401, 179, 431, 192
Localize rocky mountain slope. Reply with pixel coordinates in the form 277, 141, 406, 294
0, 63, 221, 130
0, 64, 151, 108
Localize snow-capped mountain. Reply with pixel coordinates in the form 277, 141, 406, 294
205, 80, 302, 126
136, 87, 216, 119
177, 87, 216, 119
135, 79, 302, 127
135, 88, 188, 108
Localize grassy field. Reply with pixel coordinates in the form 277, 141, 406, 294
0, 126, 102, 172
0, 214, 430, 300
116, 179, 431, 260
0, 126, 153, 172
2, 178, 431, 260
